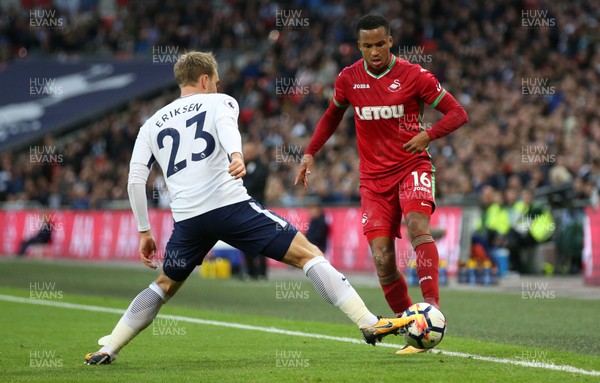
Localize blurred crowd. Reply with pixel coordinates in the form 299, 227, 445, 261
1, 0, 599, 210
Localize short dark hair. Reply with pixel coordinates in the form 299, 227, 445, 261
356, 14, 390, 38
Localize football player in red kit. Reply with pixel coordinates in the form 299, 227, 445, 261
295, 14, 468, 354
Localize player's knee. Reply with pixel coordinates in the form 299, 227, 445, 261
283, 234, 323, 268
370, 245, 396, 272
406, 214, 430, 239
285, 252, 317, 269
155, 274, 182, 297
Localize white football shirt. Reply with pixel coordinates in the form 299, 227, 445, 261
130, 93, 250, 222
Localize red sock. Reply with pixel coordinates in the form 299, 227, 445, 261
415, 241, 440, 308
379, 271, 413, 317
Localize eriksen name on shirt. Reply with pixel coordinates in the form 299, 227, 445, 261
155, 102, 203, 128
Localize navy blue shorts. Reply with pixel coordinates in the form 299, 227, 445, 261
163, 198, 298, 281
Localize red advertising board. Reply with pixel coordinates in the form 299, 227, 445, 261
0, 207, 463, 274
269, 206, 463, 275
583, 207, 600, 286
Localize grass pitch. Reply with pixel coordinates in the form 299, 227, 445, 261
1, 259, 599, 382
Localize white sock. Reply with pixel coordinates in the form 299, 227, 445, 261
99, 282, 169, 357
303, 256, 378, 328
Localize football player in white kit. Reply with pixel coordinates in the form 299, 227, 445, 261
84, 51, 415, 365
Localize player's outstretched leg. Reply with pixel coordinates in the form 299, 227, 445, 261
281, 232, 415, 345
84, 275, 181, 365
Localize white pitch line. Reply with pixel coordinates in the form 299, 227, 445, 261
2, 294, 599, 377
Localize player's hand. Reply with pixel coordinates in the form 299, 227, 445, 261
228, 152, 246, 179
403, 131, 431, 154
139, 231, 158, 269
294, 154, 314, 189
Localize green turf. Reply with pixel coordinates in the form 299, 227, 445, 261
1, 259, 599, 382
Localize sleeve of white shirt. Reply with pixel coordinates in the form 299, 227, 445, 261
215, 95, 242, 156
128, 124, 154, 232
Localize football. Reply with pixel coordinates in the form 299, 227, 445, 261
401, 302, 447, 349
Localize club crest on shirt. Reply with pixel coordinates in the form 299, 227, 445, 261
388, 79, 401, 92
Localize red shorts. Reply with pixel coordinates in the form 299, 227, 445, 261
359, 161, 436, 241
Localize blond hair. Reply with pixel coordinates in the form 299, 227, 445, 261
174, 51, 218, 87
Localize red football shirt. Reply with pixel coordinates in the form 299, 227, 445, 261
332, 55, 446, 179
